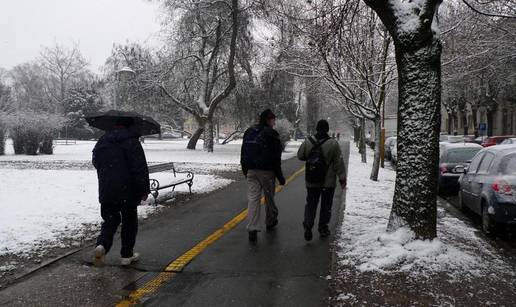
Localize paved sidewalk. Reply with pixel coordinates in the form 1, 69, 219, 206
0, 142, 350, 307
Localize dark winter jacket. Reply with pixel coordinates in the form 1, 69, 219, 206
240, 123, 285, 182
92, 128, 150, 204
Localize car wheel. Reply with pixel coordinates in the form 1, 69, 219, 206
481, 203, 496, 236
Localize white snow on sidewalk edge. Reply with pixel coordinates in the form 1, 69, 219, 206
338, 145, 513, 278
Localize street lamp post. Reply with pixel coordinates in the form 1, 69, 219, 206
113, 66, 136, 110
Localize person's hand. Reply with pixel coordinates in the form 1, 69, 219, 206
141, 194, 148, 201
339, 179, 347, 189
278, 176, 286, 186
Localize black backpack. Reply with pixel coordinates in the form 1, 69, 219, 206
305, 136, 330, 183
241, 126, 268, 169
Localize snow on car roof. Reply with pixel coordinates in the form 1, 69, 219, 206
485, 144, 516, 153
441, 143, 482, 149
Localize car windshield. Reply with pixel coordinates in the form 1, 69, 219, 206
500, 154, 516, 175
443, 148, 481, 163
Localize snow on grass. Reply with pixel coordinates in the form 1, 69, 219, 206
1, 139, 300, 168
338, 145, 513, 278
0, 137, 298, 257
0, 169, 232, 257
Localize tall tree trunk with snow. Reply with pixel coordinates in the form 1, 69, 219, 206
365, 0, 442, 239
370, 118, 381, 180
204, 118, 215, 152
187, 116, 206, 150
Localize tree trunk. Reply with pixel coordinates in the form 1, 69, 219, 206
487, 110, 494, 137
204, 119, 215, 153
387, 39, 441, 240
447, 112, 452, 135
462, 113, 468, 136
0, 128, 5, 155
370, 118, 381, 181
360, 118, 367, 163
187, 115, 208, 150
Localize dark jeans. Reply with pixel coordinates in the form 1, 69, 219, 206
303, 187, 335, 232
96, 200, 138, 258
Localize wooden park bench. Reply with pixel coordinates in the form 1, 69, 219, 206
148, 162, 194, 201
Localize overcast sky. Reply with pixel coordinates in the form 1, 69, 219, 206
0, 0, 162, 73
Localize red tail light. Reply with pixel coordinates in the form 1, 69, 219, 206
491, 179, 513, 196
440, 164, 448, 175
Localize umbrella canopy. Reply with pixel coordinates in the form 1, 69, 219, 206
85, 110, 161, 136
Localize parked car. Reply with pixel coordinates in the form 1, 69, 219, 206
481, 135, 516, 147
390, 138, 397, 164
439, 143, 483, 193
384, 137, 396, 160
457, 144, 516, 234
500, 138, 516, 145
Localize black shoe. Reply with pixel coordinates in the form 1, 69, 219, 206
319, 228, 330, 238
266, 220, 278, 231
248, 230, 257, 243
304, 228, 313, 241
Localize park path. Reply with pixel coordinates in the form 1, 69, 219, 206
0, 142, 349, 307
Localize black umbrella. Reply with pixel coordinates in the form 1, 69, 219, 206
85, 110, 161, 136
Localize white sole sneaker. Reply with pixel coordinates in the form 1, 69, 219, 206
94, 245, 105, 267
121, 252, 140, 266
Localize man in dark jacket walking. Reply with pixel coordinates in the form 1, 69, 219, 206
297, 120, 346, 241
92, 118, 150, 266
241, 109, 286, 243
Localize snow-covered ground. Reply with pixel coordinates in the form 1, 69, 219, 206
337, 145, 514, 281
1, 139, 301, 166
0, 138, 300, 258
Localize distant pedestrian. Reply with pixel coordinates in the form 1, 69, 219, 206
337, 133, 341, 141
92, 117, 150, 266
297, 119, 346, 241
241, 109, 286, 243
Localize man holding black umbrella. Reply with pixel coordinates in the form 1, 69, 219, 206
91, 116, 151, 266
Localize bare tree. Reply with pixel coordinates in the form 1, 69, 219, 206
149, 0, 240, 152
311, 2, 394, 180
39, 43, 89, 108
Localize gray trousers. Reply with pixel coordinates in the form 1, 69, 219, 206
246, 169, 278, 231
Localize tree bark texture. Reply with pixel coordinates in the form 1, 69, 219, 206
0, 128, 5, 155
204, 119, 215, 152
370, 118, 381, 181
360, 118, 367, 163
187, 117, 206, 150
387, 38, 441, 239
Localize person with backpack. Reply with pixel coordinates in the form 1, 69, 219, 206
241, 109, 286, 243
297, 119, 346, 241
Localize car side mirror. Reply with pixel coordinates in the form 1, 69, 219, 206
454, 165, 466, 174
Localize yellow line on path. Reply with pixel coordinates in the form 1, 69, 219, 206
116, 166, 305, 306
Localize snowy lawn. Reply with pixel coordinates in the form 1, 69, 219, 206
1, 139, 301, 169
0, 169, 232, 257
0, 138, 300, 259
333, 144, 516, 305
